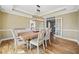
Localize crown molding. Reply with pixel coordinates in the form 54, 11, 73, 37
40, 7, 66, 16
43, 9, 78, 18
42, 6, 78, 18
0, 8, 32, 18
12, 8, 34, 16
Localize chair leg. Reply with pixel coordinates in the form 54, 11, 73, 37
43, 42, 45, 50
37, 45, 39, 54
54, 36, 56, 39
30, 43, 32, 53
48, 39, 51, 45
27, 41, 28, 51
45, 40, 47, 47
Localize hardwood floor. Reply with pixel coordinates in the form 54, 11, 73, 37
45, 37, 79, 54
0, 36, 79, 54
0, 39, 14, 53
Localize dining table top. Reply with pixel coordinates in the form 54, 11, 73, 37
18, 31, 39, 41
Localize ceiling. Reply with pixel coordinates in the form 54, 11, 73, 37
13, 5, 77, 16
14, 5, 65, 15
0, 5, 78, 17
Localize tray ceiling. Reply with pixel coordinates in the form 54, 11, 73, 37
0, 5, 78, 17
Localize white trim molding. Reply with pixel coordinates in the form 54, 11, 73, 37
56, 29, 79, 32
54, 34, 79, 45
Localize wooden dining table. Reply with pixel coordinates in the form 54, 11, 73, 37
18, 31, 39, 41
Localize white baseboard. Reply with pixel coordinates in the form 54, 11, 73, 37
0, 37, 14, 42
54, 35, 79, 45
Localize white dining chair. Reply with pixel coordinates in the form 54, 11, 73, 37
44, 28, 51, 47
29, 30, 45, 54
13, 29, 29, 52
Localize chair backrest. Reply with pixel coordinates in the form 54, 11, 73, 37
45, 28, 51, 40
11, 29, 25, 45
14, 30, 24, 40
13, 28, 31, 37
37, 30, 45, 43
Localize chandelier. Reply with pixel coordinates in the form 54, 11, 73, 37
32, 5, 44, 21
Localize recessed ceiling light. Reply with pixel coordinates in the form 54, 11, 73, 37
36, 5, 40, 8
37, 9, 40, 12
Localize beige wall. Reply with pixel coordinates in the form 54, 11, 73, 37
55, 11, 78, 40
78, 10, 79, 29
56, 11, 78, 30
0, 12, 2, 38
0, 11, 30, 38
77, 10, 79, 41
0, 11, 30, 29
0, 11, 3, 28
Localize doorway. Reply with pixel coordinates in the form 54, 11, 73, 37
46, 17, 55, 36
